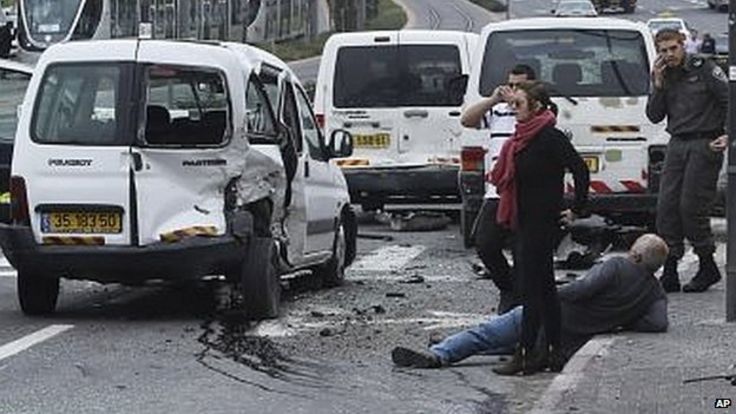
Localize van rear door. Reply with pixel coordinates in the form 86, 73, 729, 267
395, 31, 468, 165
24, 60, 136, 246
328, 32, 400, 167
134, 43, 239, 246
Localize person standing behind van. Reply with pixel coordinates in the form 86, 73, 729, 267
646, 28, 728, 293
460, 64, 536, 314
490, 81, 589, 375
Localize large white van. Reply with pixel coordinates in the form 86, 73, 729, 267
314, 30, 478, 211
459, 17, 666, 246
0, 39, 356, 318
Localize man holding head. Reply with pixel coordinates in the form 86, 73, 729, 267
460, 64, 537, 313
646, 28, 728, 293
391, 234, 669, 373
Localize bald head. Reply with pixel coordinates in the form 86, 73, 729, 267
628, 234, 669, 273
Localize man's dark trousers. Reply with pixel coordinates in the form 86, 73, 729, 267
473, 199, 515, 294
656, 135, 723, 259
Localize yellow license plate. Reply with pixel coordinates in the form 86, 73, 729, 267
583, 156, 599, 173
42, 211, 123, 234
354, 133, 390, 149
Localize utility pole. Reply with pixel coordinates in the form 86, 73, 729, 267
506, 0, 511, 20
727, 0, 736, 322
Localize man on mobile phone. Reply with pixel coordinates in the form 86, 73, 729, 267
646, 28, 728, 293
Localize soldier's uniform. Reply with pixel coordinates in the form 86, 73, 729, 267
646, 54, 728, 292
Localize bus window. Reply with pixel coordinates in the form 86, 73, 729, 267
0, 68, 32, 142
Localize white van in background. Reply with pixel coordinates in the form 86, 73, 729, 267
459, 17, 666, 246
314, 30, 478, 212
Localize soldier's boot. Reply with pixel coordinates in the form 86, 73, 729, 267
660, 256, 681, 293
683, 254, 722, 293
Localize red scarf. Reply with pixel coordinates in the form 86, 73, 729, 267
489, 109, 556, 229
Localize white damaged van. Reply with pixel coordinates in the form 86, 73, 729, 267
314, 30, 477, 211
0, 39, 356, 318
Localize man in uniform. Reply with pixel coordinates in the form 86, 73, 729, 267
460, 64, 536, 313
646, 28, 728, 293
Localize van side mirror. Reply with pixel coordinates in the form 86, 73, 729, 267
328, 129, 353, 158
447, 74, 469, 105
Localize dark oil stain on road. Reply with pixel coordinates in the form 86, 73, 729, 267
196, 311, 330, 394
450, 370, 509, 414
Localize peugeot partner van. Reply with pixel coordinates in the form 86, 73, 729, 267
0, 39, 355, 318
314, 30, 477, 212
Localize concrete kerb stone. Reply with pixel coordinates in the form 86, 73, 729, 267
530, 335, 618, 414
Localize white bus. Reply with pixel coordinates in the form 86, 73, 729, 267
16, 0, 312, 52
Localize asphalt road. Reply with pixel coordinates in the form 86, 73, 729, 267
0, 221, 547, 413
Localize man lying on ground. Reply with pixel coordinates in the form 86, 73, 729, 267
391, 233, 669, 375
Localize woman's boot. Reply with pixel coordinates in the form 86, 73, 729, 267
492, 346, 526, 376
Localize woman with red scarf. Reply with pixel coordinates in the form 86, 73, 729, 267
490, 81, 589, 375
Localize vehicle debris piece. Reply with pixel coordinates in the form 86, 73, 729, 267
386, 292, 406, 298
399, 274, 425, 284
389, 212, 452, 232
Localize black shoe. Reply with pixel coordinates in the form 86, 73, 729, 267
683, 255, 722, 293
492, 347, 544, 376
492, 347, 524, 376
391, 346, 442, 368
660, 256, 680, 293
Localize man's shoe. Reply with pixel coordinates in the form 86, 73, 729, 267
683, 255, 722, 293
660, 256, 680, 293
391, 346, 442, 368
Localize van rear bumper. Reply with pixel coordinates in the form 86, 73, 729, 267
343, 165, 460, 207
0, 224, 246, 284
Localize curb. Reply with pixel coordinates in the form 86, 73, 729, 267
530, 335, 618, 413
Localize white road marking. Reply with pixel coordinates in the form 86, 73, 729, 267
349, 245, 426, 272
0, 325, 74, 362
530, 336, 617, 414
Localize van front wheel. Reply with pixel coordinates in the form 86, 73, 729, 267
17, 272, 59, 315
240, 236, 281, 320
317, 219, 348, 287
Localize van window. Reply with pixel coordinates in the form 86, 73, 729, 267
32, 64, 132, 145
245, 76, 277, 140
295, 87, 326, 161
480, 29, 649, 97
0, 69, 31, 142
281, 82, 303, 153
144, 65, 230, 146
333, 45, 463, 108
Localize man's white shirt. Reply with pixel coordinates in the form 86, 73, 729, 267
482, 102, 516, 198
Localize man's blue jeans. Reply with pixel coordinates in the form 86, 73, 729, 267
430, 306, 523, 364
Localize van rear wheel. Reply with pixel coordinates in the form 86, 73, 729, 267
17, 272, 59, 316
240, 236, 280, 320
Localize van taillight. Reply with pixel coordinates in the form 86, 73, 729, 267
461, 146, 486, 172
316, 113, 325, 129
10, 176, 29, 225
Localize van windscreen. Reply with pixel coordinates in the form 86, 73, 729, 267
334, 45, 463, 108
32, 63, 134, 145
480, 29, 650, 97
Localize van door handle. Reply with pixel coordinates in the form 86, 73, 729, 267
403, 109, 429, 118
131, 152, 143, 171
304, 160, 310, 178
448, 111, 461, 117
